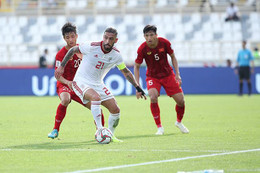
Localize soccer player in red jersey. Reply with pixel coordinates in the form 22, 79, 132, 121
48, 22, 104, 139
134, 25, 189, 135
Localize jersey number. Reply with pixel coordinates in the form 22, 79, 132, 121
148, 80, 153, 86
154, 54, 160, 61
103, 87, 111, 95
74, 59, 81, 68
96, 61, 104, 69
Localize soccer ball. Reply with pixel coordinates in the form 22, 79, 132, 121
95, 127, 113, 144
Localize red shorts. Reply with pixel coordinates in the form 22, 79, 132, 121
146, 73, 183, 96
57, 84, 84, 105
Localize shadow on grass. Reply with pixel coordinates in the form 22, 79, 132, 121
119, 132, 176, 140
3, 140, 97, 150
2, 133, 176, 150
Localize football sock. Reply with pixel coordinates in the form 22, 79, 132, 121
150, 103, 162, 128
94, 110, 105, 129
248, 82, 252, 95
101, 110, 105, 126
54, 104, 67, 131
176, 104, 185, 123
108, 113, 120, 134
239, 82, 243, 95
91, 101, 103, 129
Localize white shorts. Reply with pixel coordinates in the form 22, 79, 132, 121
72, 79, 114, 105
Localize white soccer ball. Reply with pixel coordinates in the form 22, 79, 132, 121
95, 127, 113, 144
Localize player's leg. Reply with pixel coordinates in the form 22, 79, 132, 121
239, 68, 244, 95
83, 89, 103, 129
72, 81, 104, 130
146, 78, 164, 135
163, 74, 189, 134
72, 94, 105, 127
148, 88, 164, 135
245, 67, 252, 96
171, 92, 189, 134
247, 79, 252, 96
48, 91, 71, 139
101, 98, 120, 135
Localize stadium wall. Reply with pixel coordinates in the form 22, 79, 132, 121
1, 67, 260, 96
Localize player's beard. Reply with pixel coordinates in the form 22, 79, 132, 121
104, 43, 113, 52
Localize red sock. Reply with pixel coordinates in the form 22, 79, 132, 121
150, 103, 161, 127
54, 104, 67, 131
176, 104, 185, 122
101, 110, 105, 126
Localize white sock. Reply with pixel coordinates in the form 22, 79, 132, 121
91, 101, 102, 129
108, 113, 120, 135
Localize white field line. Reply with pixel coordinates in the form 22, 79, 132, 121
228, 168, 260, 172
0, 148, 230, 153
64, 148, 260, 173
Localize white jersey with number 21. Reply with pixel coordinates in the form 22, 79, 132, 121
74, 41, 124, 85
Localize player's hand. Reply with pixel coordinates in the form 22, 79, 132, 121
176, 75, 182, 86
135, 86, 147, 100
55, 66, 64, 79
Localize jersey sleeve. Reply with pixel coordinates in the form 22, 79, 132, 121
55, 52, 63, 70
135, 46, 144, 64
164, 38, 174, 55
115, 53, 125, 70
79, 42, 91, 55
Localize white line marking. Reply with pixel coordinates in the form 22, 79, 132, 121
228, 168, 260, 172
65, 148, 260, 173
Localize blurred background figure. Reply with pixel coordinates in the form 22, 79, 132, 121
235, 41, 254, 96
39, 48, 48, 68
225, 2, 240, 22
226, 59, 232, 68
199, 0, 215, 12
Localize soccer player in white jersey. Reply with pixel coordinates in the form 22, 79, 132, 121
55, 27, 146, 142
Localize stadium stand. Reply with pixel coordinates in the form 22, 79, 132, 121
0, 0, 259, 67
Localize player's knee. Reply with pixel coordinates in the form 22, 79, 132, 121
90, 94, 101, 101
61, 97, 71, 106
177, 99, 185, 107
111, 106, 120, 114
149, 94, 158, 102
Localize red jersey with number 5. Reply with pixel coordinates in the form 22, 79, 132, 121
55, 46, 82, 87
135, 37, 174, 79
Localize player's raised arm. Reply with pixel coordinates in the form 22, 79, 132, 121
120, 66, 146, 100
55, 46, 80, 79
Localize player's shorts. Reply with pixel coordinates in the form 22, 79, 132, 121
72, 78, 114, 104
57, 84, 84, 105
146, 73, 183, 96
239, 66, 250, 80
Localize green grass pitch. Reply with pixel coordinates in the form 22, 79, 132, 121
0, 95, 259, 173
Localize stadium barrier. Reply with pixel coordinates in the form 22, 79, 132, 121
1, 67, 260, 96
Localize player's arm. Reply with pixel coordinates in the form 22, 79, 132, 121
55, 46, 80, 79
56, 76, 73, 90
118, 63, 146, 100
134, 62, 143, 99
134, 62, 141, 85
170, 52, 182, 86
